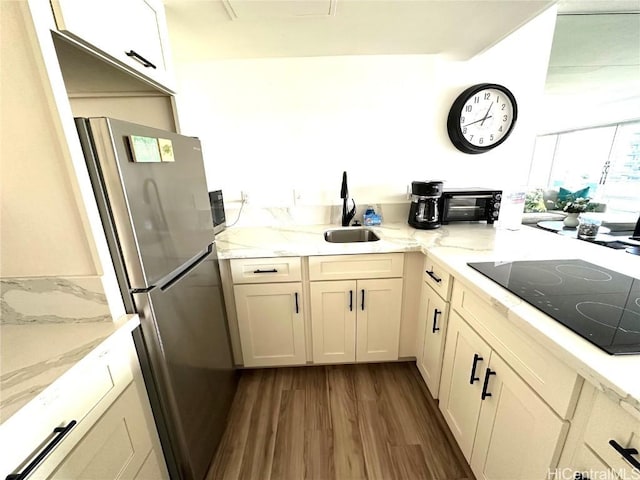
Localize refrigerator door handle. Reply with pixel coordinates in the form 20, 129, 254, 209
160, 245, 213, 292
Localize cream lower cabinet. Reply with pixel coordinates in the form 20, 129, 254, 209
1, 327, 168, 480
310, 278, 402, 363
440, 312, 567, 480
416, 279, 450, 398
234, 282, 306, 367
560, 384, 640, 480
49, 384, 163, 480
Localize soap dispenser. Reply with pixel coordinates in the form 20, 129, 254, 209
363, 206, 381, 226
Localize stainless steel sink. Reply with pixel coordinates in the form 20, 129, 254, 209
324, 227, 380, 243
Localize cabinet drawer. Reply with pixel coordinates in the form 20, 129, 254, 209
423, 255, 453, 300
0, 328, 134, 479
231, 257, 301, 283
572, 444, 617, 479
49, 384, 153, 480
584, 392, 640, 478
308, 253, 404, 281
451, 283, 581, 419
50, 0, 174, 90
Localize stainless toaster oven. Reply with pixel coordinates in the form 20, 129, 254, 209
438, 188, 502, 224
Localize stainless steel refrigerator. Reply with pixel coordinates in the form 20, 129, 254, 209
75, 117, 237, 480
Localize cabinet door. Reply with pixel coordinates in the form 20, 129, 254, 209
439, 312, 492, 459
51, 0, 172, 88
356, 278, 402, 362
470, 353, 567, 480
571, 444, 618, 480
49, 384, 161, 480
234, 283, 306, 367
310, 281, 357, 364
417, 283, 449, 399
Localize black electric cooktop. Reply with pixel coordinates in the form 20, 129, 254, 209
468, 259, 640, 355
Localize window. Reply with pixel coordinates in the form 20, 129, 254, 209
529, 120, 640, 215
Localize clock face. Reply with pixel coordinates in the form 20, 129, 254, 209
447, 83, 518, 154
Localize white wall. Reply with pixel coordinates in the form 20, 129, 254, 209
172, 6, 557, 223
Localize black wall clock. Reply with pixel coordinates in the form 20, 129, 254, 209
447, 83, 518, 154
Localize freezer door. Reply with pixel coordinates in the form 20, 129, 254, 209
133, 246, 236, 480
86, 117, 214, 288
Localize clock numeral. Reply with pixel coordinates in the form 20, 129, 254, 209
484, 92, 490, 100
469, 134, 474, 141
496, 96, 500, 103
474, 96, 480, 104
465, 105, 472, 112
490, 134, 494, 141
502, 115, 508, 122
499, 126, 503, 132
479, 137, 484, 145
462, 127, 467, 134
502, 103, 506, 110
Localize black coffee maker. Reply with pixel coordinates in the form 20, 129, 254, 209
408, 181, 443, 229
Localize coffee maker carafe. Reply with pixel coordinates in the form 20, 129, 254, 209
408, 181, 443, 229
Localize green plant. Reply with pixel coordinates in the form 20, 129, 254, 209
557, 196, 594, 213
524, 189, 546, 213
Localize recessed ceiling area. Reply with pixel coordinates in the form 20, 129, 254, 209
164, 0, 555, 61
541, 11, 640, 131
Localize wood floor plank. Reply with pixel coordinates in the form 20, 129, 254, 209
270, 388, 306, 480
352, 364, 380, 402
304, 429, 335, 480
400, 364, 473, 479
208, 363, 475, 480
388, 444, 433, 480
327, 365, 368, 480
293, 365, 332, 432
357, 399, 394, 480
376, 364, 423, 445
237, 370, 280, 480
207, 371, 261, 480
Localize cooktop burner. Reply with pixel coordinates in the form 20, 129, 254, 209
468, 259, 640, 355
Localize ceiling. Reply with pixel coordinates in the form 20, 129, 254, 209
542, 9, 640, 130
164, 0, 555, 61
556, 0, 640, 13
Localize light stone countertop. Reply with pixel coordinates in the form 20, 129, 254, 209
215, 222, 640, 416
0, 273, 128, 425
0, 315, 139, 425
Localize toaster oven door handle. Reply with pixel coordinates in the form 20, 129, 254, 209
447, 194, 494, 198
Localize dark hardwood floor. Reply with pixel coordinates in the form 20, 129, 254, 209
207, 362, 474, 480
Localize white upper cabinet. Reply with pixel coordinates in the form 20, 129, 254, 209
50, 0, 175, 91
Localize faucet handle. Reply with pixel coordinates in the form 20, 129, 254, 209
346, 199, 357, 224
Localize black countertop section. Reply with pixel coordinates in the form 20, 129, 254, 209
468, 259, 640, 355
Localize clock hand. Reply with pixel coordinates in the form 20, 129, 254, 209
463, 116, 493, 127
480, 102, 493, 127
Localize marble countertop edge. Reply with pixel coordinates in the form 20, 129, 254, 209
215, 222, 640, 413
